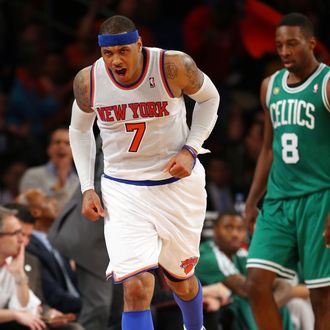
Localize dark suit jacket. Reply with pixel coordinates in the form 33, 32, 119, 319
48, 135, 109, 279
27, 235, 82, 314
24, 252, 44, 302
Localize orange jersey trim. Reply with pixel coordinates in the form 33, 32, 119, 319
90, 63, 95, 107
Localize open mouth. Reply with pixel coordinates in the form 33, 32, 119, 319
115, 68, 127, 76
57, 153, 67, 159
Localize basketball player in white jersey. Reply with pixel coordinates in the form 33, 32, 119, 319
69, 15, 219, 330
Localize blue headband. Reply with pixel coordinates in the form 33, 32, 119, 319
98, 30, 139, 47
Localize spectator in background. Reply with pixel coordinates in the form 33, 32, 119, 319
196, 211, 294, 330
205, 156, 234, 213
6, 23, 57, 140
182, 0, 244, 87
39, 53, 74, 131
19, 128, 79, 210
48, 136, 115, 330
0, 205, 46, 330
0, 161, 27, 205
4, 203, 44, 300
64, 4, 100, 75
226, 118, 264, 196
5, 203, 85, 330
16, 189, 82, 316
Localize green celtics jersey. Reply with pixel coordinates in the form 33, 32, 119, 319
266, 63, 330, 199
195, 241, 294, 330
195, 240, 247, 285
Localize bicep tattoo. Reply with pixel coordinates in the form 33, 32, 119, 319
165, 62, 178, 80
183, 54, 203, 90
73, 69, 91, 110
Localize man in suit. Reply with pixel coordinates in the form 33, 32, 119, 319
48, 135, 116, 330
16, 189, 82, 315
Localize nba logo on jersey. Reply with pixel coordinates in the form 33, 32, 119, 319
149, 77, 156, 88
313, 83, 319, 93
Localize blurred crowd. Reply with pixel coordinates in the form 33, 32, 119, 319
1, 0, 330, 207
0, 0, 329, 329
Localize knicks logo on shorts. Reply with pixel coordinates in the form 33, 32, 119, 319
180, 256, 198, 274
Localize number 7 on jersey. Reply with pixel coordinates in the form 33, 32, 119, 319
125, 122, 146, 152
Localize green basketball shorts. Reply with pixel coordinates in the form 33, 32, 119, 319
247, 189, 330, 288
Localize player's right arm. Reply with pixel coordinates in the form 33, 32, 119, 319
70, 67, 104, 221
244, 77, 274, 232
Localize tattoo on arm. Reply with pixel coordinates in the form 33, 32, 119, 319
165, 62, 178, 80
183, 54, 202, 90
73, 68, 91, 111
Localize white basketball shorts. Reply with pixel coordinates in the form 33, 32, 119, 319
101, 160, 207, 283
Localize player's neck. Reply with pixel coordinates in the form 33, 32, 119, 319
289, 59, 320, 83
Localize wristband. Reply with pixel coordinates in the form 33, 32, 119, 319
182, 144, 197, 167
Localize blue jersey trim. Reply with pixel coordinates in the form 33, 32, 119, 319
103, 174, 180, 186
108, 265, 159, 284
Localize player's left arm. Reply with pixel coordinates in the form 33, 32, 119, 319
163, 51, 220, 178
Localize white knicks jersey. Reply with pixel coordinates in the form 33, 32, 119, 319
91, 47, 190, 180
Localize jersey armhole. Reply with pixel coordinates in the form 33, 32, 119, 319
321, 70, 330, 112
90, 63, 96, 108
159, 50, 175, 98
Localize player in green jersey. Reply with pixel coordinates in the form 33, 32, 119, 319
245, 13, 330, 330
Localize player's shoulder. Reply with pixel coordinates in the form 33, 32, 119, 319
260, 76, 271, 93
163, 50, 195, 68
74, 66, 93, 86
73, 65, 94, 110
163, 50, 200, 85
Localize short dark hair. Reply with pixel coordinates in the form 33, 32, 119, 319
277, 13, 314, 37
4, 203, 35, 225
214, 210, 242, 227
100, 15, 136, 35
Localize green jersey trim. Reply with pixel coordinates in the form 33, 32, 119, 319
210, 241, 239, 277
321, 70, 330, 111
247, 258, 296, 279
281, 63, 325, 93
305, 276, 330, 288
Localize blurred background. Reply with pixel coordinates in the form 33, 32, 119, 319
0, 0, 330, 207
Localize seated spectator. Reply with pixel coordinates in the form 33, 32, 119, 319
5, 203, 84, 330
196, 211, 295, 330
48, 135, 115, 330
16, 189, 82, 315
0, 205, 46, 330
205, 156, 234, 213
19, 128, 79, 210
